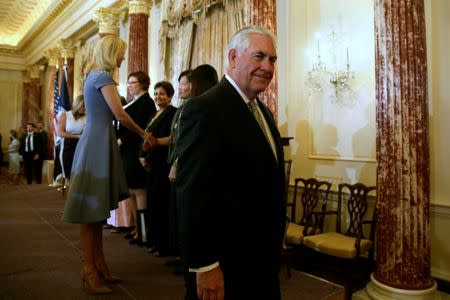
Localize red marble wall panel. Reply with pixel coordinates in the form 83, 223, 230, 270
25, 78, 41, 125
46, 66, 57, 160
22, 82, 30, 128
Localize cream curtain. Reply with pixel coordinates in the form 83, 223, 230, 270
166, 19, 195, 88
160, 0, 244, 80
190, 4, 244, 77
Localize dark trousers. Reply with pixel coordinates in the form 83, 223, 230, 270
23, 152, 42, 184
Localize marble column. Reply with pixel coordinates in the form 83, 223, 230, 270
127, 0, 151, 100
24, 65, 42, 125
93, 7, 122, 37
366, 0, 436, 298
43, 48, 61, 160
58, 39, 76, 105
22, 73, 30, 128
243, 0, 278, 121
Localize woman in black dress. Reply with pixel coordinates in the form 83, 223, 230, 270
140, 81, 177, 256
117, 71, 156, 242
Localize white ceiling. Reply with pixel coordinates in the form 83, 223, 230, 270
0, 0, 55, 46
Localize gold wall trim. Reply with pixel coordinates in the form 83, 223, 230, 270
69, 20, 98, 42
0, 48, 22, 55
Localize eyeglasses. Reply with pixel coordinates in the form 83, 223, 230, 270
127, 81, 139, 85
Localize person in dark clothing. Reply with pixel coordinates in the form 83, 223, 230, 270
176, 26, 286, 300
139, 81, 177, 257
19, 123, 44, 184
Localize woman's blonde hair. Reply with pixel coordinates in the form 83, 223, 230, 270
85, 35, 127, 75
72, 95, 85, 118
77, 40, 96, 91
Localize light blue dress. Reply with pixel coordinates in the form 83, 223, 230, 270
8, 138, 20, 175
62, 70, 129, 223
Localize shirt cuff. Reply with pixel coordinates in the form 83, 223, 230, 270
189, 262, 220, 273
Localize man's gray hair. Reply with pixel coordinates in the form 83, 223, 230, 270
225, 25, 277, 69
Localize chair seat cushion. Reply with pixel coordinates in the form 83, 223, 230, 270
285, 223, 304, 245
302, 232, 373, 259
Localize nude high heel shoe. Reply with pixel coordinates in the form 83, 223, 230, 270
81, 268, 112, 294
96, 264, 122, 284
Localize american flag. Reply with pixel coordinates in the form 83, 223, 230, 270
52, 66, 71, 184
53, 66, 71, 145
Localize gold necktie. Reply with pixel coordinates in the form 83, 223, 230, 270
248, 100, 269, 142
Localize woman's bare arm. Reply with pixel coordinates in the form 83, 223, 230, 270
101, 84, 150, 140
57, 111, 81, 139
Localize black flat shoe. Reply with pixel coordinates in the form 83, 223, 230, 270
124, 233, 134, 240
165, 259, 181, 267
129, 238, 141, 245
147, 247, 158, 254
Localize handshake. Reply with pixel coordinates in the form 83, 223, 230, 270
142, 132, 158, 152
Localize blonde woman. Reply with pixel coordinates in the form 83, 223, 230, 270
57, 94, 86, 185
62, 35, 152, 294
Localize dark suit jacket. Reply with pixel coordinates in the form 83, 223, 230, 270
19, 132, 44, 158
142, 105, 177, 171
117, 93, 156, 188
117, 93, 156, 147
176, 77, 286, 289
38, 130, 48, 159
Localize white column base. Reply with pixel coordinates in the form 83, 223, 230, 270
353, 273, 439, 300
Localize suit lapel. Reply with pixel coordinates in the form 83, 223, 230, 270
257, 100, 284, 165
219, 78, 279, 165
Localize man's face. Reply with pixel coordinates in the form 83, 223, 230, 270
26, 124, 34, 133
228, 34, 277, 100
178, 76, 191, 100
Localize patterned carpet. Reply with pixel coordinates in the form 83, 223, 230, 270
0, 167, 344, 300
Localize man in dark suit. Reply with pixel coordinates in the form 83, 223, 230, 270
36, 122, 48, 159
19, 122, 44, 184
176, 25, 286, 300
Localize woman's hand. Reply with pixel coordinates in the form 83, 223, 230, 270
139, 157, 151, 172
142, 132, 158, 151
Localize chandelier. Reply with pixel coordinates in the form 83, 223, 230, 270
306, 31, 355, 104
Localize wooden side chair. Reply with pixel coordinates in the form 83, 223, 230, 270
282, 177, 332, 278
285, 177, 332, 246
302, 182, 377, 300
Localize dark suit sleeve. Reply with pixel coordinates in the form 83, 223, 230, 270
40, 131, 48, 158
34, 133, 44, 157
176, 99, 221, 268
19, 137, 25, 156
119, 95, 156, 144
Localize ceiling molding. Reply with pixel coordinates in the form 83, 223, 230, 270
0, 0, 127, 69
18, 0, 75, 51
0, 52, 26, 71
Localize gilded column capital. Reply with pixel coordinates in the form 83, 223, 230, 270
58, 38, 76, 59
44, 48, 61, 67
74, 40, 83, 51
27, 65, 43, 79
128, 0, 152, 15
93, 7, 122, 35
